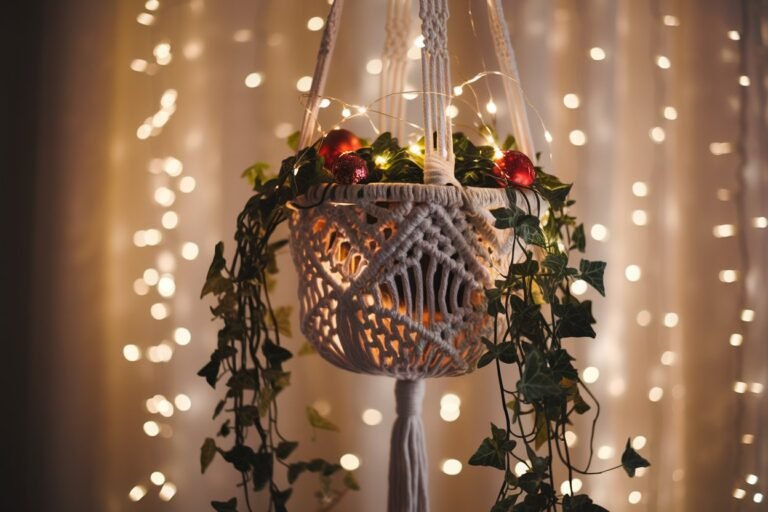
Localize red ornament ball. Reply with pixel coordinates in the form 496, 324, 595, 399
332, 152, 369, 185
318, 129, 362, 169
494, 150, 536, 187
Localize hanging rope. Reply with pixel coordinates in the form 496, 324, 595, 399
298, 0, 345, 150
486, 0, 536, 158
380, 0, 412, 139
388, 379, 429, 512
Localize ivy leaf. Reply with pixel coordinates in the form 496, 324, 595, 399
262, 340, 293, 368
222, 444, 257, 473
579, 259, 606, 296
286, 130, 300, 151
287, 462, 306, 484
534, 170, 572, 209
518, 350, 562, 401
468, 423, 515, 470
501, 134, 517, 151
509, 259, 539, 276
621, 438, 651, 477
543, 253, 578, 280
571, 224, 586, 252
201, 438, 218, 474
201, 242, 229, 298
267, 306, 293, 337
548, 349, 578, 382
477, 339, 518, 368
485, 288, 505, 315
306, 406, 340, 432
217, 420, 231, 437
275, 441, 298, 460
491, 206, 526, 229
211, 497, 238, 512
491, 494, 519, 512
343, 471, 360, 491
516, 216, 547, 247
197, 358, 221, 388
241, 162, 270, 189
552, 300, 597, 338
273, 488, 292, 512
297, 341, 316, 356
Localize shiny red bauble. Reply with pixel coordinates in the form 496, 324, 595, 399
332, 152, 370, 185
493, 150, 536, 188
318, 129, 363, 169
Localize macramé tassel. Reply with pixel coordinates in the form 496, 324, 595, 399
388, 379, 429, 512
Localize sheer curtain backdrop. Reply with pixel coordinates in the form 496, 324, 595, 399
22, 0, 767, 511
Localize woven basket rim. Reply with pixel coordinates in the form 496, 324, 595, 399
289, 183, 516, 209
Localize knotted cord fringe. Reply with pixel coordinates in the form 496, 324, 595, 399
388, 379, 429, 512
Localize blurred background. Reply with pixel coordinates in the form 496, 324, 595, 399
4, 0, 767, 511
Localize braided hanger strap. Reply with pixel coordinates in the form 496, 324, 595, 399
380, 0, 412, 138
419, 0, 459, 186
298, 0, 345, 150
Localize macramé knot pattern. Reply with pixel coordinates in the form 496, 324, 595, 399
289, 183, 524, 380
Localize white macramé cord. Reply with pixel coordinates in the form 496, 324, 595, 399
486, 0, 536, 158
380, 0, 412, 139
388, 379, 429, 512
298, 0, 345, 150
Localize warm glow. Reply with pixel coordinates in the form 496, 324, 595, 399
590, 224, 608, 241
150, 303, 169, 320
729, 333, 743, 346
741, 309, 755, 322
143, 421, 160, 437
440, 407, 460, 422
162, 211, 178, 229
137, 124, 152, 140
181, 242, 199, 260
733, 488, 747, 499
717, 188, 731, 201
341, 107, 352, 118
157, 251, 175, 273
709, 142, 733, 155
742, 434, 754, 444
570, 279, 588, 296
582, 366, 599, 383
174, 327, 191, 346
755, 494, 764, 504
636, 310, 652, 327
137, 13, 155, 26
440, 393, 461, 410
175, 394, 192, 411
362, 408, 383, 426
750, 383, 764, 394
340, 454, 360, 471
739, 75, 750, 87
514, 461, 529, 476
590, 47, 606, 60
649, 126, 666, 143
648, 387, 664, 402
486, 101, 498, 114
179, 176, 196, 193
560, 478, 583, 495
150, 471, 166, 486
728, 30, 740, 41
663, 15, 680, 26
713, 224, 735, 238
441, 459, 463, 476
632, 209, 648, 226
319, 98, 331, 108
663, 312, 679, 328
628, 491, 642, 504
414, 35, 425, 48
563, 93, 580, 109
366, 58, 383, 75
307, 16, 324, 31
296, 76, 313, 92
597, 446, 615, 460
157, 275, 176, 298
145, 0, 159, 10
159, 482, 177, 502
632, 436, 647, 450
719, 269, 738, 283
663, 106, 678, 120
133, 279, 149, 296
564, 431, 577, 447
129, 485, 147, 502
632, 181, 648, 197
153, 42, 172, 65
544, 130, 553, 143
143, 268, 160, 285
233, 29, 252, 43
625, 265, 641, 282
445, 105, 459, 118
154, 187, 176, 207
130, 59, 148, 72
245, 72, 263, 88
453, 85, 463, 96
123, 344, 141, 362
753, 216, 768, 228
661, 351, 675, 366
569, 130, 587, 146
656, 55, 671, 69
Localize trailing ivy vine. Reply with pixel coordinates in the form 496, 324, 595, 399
198, 131, 649, 512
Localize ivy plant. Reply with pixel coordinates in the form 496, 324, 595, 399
198, 131, 649, 512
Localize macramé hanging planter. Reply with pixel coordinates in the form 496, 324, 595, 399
287, 1, 538, 510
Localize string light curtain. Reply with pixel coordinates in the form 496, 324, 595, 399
29, 0, 766, 511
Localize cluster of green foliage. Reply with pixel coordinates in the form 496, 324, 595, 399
198, 131, 648, 512
468, 163, 650, 512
